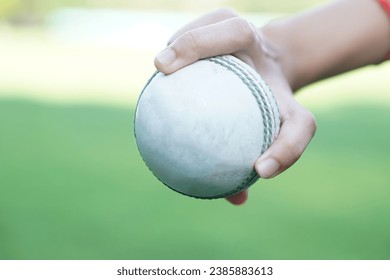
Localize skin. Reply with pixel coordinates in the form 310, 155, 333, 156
154, 0, 390, 205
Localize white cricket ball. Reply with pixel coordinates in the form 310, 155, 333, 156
134, 55, 280, 199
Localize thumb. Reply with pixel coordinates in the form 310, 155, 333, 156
256, 106, 317, 178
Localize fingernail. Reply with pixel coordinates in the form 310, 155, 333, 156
155, 48, 176, 66
256, 158, 280, 178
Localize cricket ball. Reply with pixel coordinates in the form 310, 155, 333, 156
134, 55, 280, 199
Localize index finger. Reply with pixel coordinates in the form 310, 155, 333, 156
168, 8, 239, 44
154, 17, 260, 74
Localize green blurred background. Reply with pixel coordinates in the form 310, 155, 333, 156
0, 0, 389, 260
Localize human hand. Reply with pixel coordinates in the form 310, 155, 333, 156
154, 8, 317, 205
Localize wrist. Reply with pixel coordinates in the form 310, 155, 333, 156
259, 22, 300, 92
260, 0, 390, 91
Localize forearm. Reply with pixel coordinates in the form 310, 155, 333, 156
261, 0, 390, 91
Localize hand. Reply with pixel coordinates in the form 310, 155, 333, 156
154, 8, 317, 205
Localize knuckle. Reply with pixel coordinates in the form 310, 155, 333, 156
215, 7, 239, 18
283, 142, 303, 164
301, 109, 317, 135
232, 18, 257, 45
178, 30, 202, 53
289, 103, 318, 136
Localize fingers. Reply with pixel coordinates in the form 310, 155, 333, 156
255, 106, 317, 178
225, 104, 316, 205
154, 17, 260, 74
225, 190, 248, 205
153, 8, 316, 203
168, 8, 239, 44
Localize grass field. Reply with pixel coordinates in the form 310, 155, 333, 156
0, 10, 390, 259
0, 99, 389, 260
